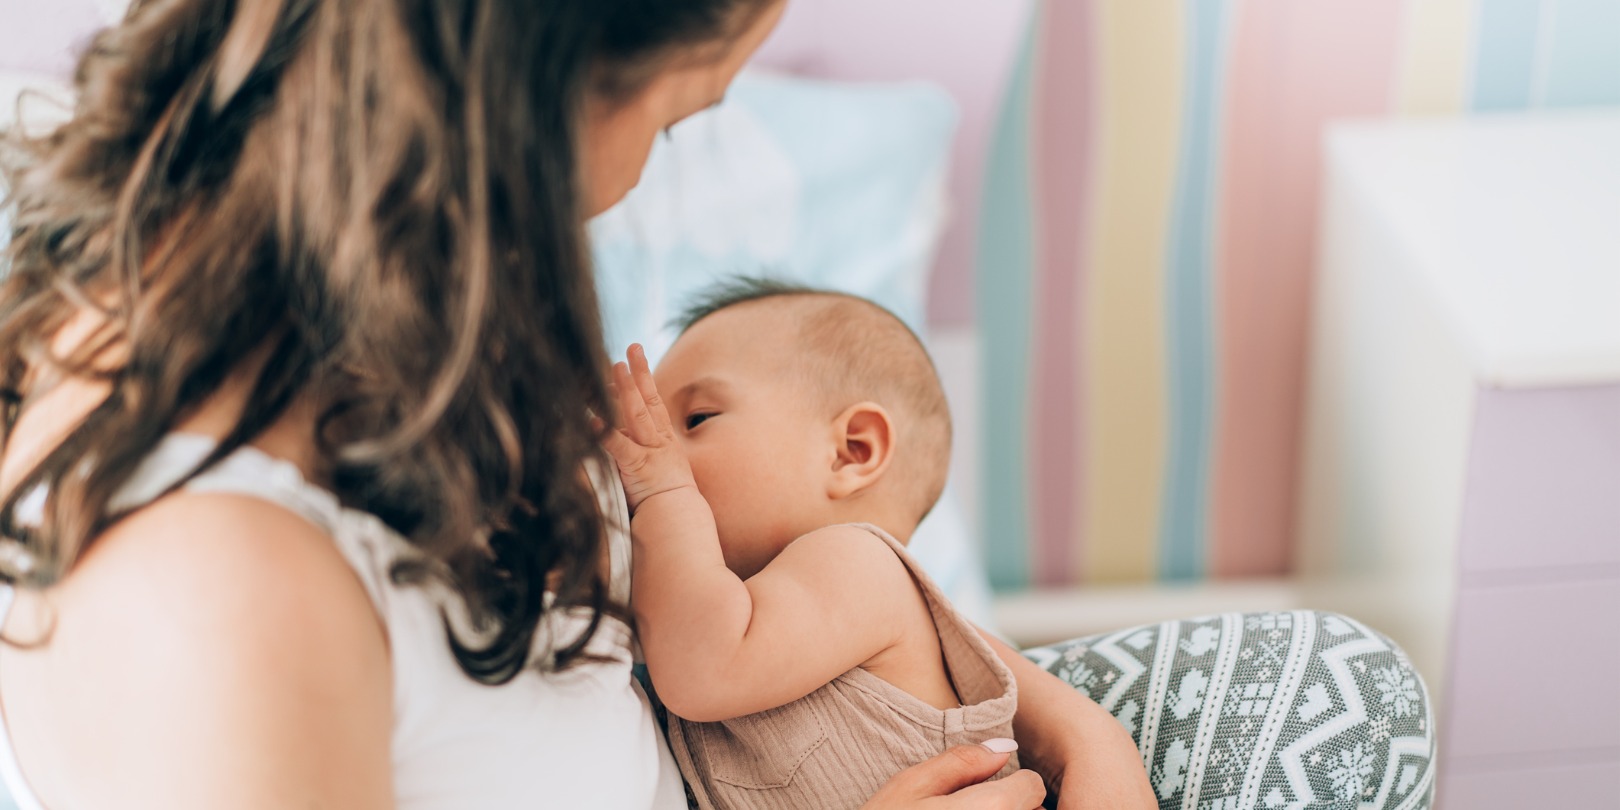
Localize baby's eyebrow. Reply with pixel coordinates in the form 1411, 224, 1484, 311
670, 376, 730, 402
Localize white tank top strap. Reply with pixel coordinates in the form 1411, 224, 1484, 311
585, 456, 634, 606
116, 434, 404, 609
125, 439, 634, 610
109, 433, 343, 533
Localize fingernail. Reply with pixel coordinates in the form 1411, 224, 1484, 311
980, 738, 1018, 754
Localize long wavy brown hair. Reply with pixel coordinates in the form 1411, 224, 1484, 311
0, 0, 774, 684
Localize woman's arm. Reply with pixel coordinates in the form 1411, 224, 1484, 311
2, 494, 393, 809
979, 630, 1157, 809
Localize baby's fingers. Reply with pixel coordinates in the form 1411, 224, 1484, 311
613, 361, 662, 445
599, 423, 640, 466
626, 344, 673, 436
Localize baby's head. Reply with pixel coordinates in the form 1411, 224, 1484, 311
654, 278, 951, 578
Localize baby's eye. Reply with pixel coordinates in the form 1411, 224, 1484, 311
685, 412, 714, 430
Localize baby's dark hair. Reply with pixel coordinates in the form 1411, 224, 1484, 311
674, 276, 821, 332
676, 276, 952, 523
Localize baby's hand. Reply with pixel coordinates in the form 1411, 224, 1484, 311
601, 344, 698, 514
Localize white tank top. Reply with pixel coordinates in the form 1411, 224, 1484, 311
0, 434, 686, 809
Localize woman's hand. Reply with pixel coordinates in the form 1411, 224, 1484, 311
599, 344, 699, 513
862, 741, 1047, 809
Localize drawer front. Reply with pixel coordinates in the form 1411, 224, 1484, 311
1458, 384, 1620, 573
1439, 759, 1620, 810
1442, 578, 1620, 758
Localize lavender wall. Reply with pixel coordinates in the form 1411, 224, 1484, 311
0, 0, 110, 76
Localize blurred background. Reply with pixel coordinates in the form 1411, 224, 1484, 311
5, 1, 1619, 806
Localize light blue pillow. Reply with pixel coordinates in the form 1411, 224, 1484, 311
590, 71, 997, 629
591, 70, 954, 354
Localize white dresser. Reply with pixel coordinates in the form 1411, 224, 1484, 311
1300, 110, 1620, 807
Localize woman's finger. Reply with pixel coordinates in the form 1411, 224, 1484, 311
936, 769, 1046, 810
626, 344, 673, 436
864, 742, 1020, 807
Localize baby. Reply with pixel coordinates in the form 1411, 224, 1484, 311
602, 278, 1019, 810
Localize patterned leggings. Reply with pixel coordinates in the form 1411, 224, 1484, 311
1022, 611, 1436, 810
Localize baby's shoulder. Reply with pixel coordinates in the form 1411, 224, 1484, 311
771, 524, 915, 591
783, 522, 899, 555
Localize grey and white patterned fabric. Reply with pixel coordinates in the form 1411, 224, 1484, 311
1023, 611, 1436, 810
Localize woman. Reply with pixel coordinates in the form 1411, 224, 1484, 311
0, 0, 1147, 807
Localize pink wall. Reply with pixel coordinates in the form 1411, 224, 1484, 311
1212, 0, 1406, 577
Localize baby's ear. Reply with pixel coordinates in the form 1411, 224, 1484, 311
827, 402, 895, 500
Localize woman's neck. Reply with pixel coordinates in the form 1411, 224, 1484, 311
174, 377, 322, 483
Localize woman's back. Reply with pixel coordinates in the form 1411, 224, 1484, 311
0, 435, 685, 809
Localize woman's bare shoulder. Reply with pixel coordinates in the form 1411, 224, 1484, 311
64, 490, 380, 637
8, 491, 393, 808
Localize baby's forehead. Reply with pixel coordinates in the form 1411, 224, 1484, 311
661, 306, 803, 373
659, 306, 825, 392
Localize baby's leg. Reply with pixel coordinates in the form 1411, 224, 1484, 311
1022, 611, 1434, 810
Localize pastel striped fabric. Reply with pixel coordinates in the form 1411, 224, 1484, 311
978, 0, 1620, 591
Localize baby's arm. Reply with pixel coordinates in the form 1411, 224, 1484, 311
601, 346, 917, 723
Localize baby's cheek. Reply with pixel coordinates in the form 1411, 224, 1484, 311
682, 449, 722, 495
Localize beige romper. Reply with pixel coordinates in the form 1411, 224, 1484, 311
665, 523, 1020, 810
